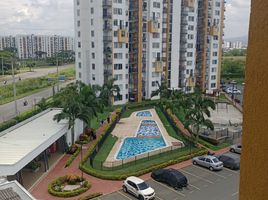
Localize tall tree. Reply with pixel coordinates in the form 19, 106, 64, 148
99, 79, 120, 107
184, 89, 216, 146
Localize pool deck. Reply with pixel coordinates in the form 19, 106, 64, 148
105, 109, 183, 165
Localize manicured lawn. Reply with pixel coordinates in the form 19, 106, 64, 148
93, 134, 118, 163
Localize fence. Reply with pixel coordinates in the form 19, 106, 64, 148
90, 144, 194, 171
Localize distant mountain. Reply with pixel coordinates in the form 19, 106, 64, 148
224, 35, 248, 45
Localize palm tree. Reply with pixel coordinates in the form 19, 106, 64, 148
151, 80, 171, 101
184, 89, 216, 146
99, 79, 120, 107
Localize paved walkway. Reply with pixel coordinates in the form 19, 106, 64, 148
30, 108, 230, 200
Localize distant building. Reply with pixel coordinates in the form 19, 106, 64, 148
224, 40, 245, 49
0, 35, 74, 59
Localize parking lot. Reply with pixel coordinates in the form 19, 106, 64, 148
95, 159, 240, 200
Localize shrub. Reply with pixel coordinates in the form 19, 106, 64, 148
68, 144, 79, 154
79, 134, 89, 142
66, 174, 81, 185
48, 176, 90, 198
78, 192, 103, 200
65, 145, 80, 168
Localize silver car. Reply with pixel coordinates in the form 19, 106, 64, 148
230, 144, 242, 154
192, 155, 223, 171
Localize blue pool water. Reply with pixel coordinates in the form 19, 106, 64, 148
116, 137, 166, 160
137, 120, 161, 137
136, 111, 152, 117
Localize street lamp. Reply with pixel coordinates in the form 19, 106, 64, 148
11, 59, 18, 116
80, 144, 84, 179
230, 80, 237, 102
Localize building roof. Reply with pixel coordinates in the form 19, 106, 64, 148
0, 181, 36, 200
0, 108, 68, 176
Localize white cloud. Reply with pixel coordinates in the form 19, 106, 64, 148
224, 0, 251, 38
0, 0, 251, 39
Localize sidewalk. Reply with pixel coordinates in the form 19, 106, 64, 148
30, 109, 230, 200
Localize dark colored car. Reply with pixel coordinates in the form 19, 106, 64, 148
151, 168, 188, 190
218, 153, 240, 170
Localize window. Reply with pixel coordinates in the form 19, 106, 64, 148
114, 19, 118, 26
211, 67, 217, 72
77, 9, 80, 16
114, 8, 122, 15
188, 16, 194, 21
213, 43, 218, 48
77, 0, 80, 6
78, 31, 81, 37
216, 2, 221, 7
213, 52, 218, 56
215, 10, 220, 16
114, 64, 123, 70
91, 7, 94, 14
78, 42, 81, 48
212, 60, 217, 64
91, 31, 94, 37
91, 19, 94, 25
92, 53, 95, 59
211, 75, 216, 80
188, 25, 194, 31
188, 34, 194, 40
77, 20, 80, 27
78, 72, 81, 78
187, 52, 193, 57
187, 61, 193, 66
91, 42, 95, 48
114, 94, 122, 102
92, 63, 95, 70
211, 83, 216, 88
92, 74, 95, 81
153, 2, 161, 8
187, 43, 194, 48
114, 53, 123, 59
114, 74, 123, 80
78, 62, 81, 68
152, 43, 160, 48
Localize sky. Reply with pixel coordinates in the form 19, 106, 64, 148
0, 0, 251, 39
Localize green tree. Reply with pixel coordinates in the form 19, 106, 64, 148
99, 79, 120, 107
151, 79, 171, 105
184, 90, 216, 146
36, 98, 47, 111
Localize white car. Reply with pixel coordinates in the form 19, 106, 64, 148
192, 155, 223, 171
230, 144, 242, 154
123, 176, 155, 200
226, 87, 241, 94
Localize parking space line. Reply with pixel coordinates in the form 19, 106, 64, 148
191, 165, 227, 179
223, 167, 239, 174
155, 195, 164, 200
151, 179, 185, 197
180, 169, 214, 184
188, 183, 201, 191
232, 191, 239, 196
117, 191, 133, 200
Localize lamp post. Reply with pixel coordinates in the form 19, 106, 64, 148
80, 144, 84, 179
11, 59, 18, 116
230, 80, 237, 102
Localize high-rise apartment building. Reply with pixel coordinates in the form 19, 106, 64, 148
74, 0, 225, 104
0, 35, 74, 59
196, 0, 225, 92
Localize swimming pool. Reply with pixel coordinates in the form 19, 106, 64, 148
136, 120, 161, 137
136, 111, 152, 117
116, 137, 166, 160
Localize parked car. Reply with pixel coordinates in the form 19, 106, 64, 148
226, 87, 241, 94
230, 144, 242, 154
123, 176, 155, 200
151, 168, 188, 190
192, 155, 223, 171
217, 153, 240, 170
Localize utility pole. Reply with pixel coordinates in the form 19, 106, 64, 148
56, 53, 59, 92
11, 60, 18, 116
1, 56, 4, 76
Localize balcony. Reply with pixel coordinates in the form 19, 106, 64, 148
153, 61, 163, 72
103, 0, 112, 7
210, 26, 219, 36
104, 58, 112, 65
148, 20, 160, 33
118, 29, 128, 43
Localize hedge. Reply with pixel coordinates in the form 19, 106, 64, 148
48, 177, 90, 198
65, 146, 81, 168
80, 148, 208, 180
78, 193, 103, 200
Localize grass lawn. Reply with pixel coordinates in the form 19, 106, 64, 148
121, 105, 155, 118
93, 134, 118, 164
198, 139, 231, 151
0, 68, 75, 105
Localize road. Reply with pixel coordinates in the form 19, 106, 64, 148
0, 80, 74, 123
0, 64, 74, 86
225, 84, 245, 105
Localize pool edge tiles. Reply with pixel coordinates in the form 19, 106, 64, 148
136, 110, 153, 117
115, 137, 167, 160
